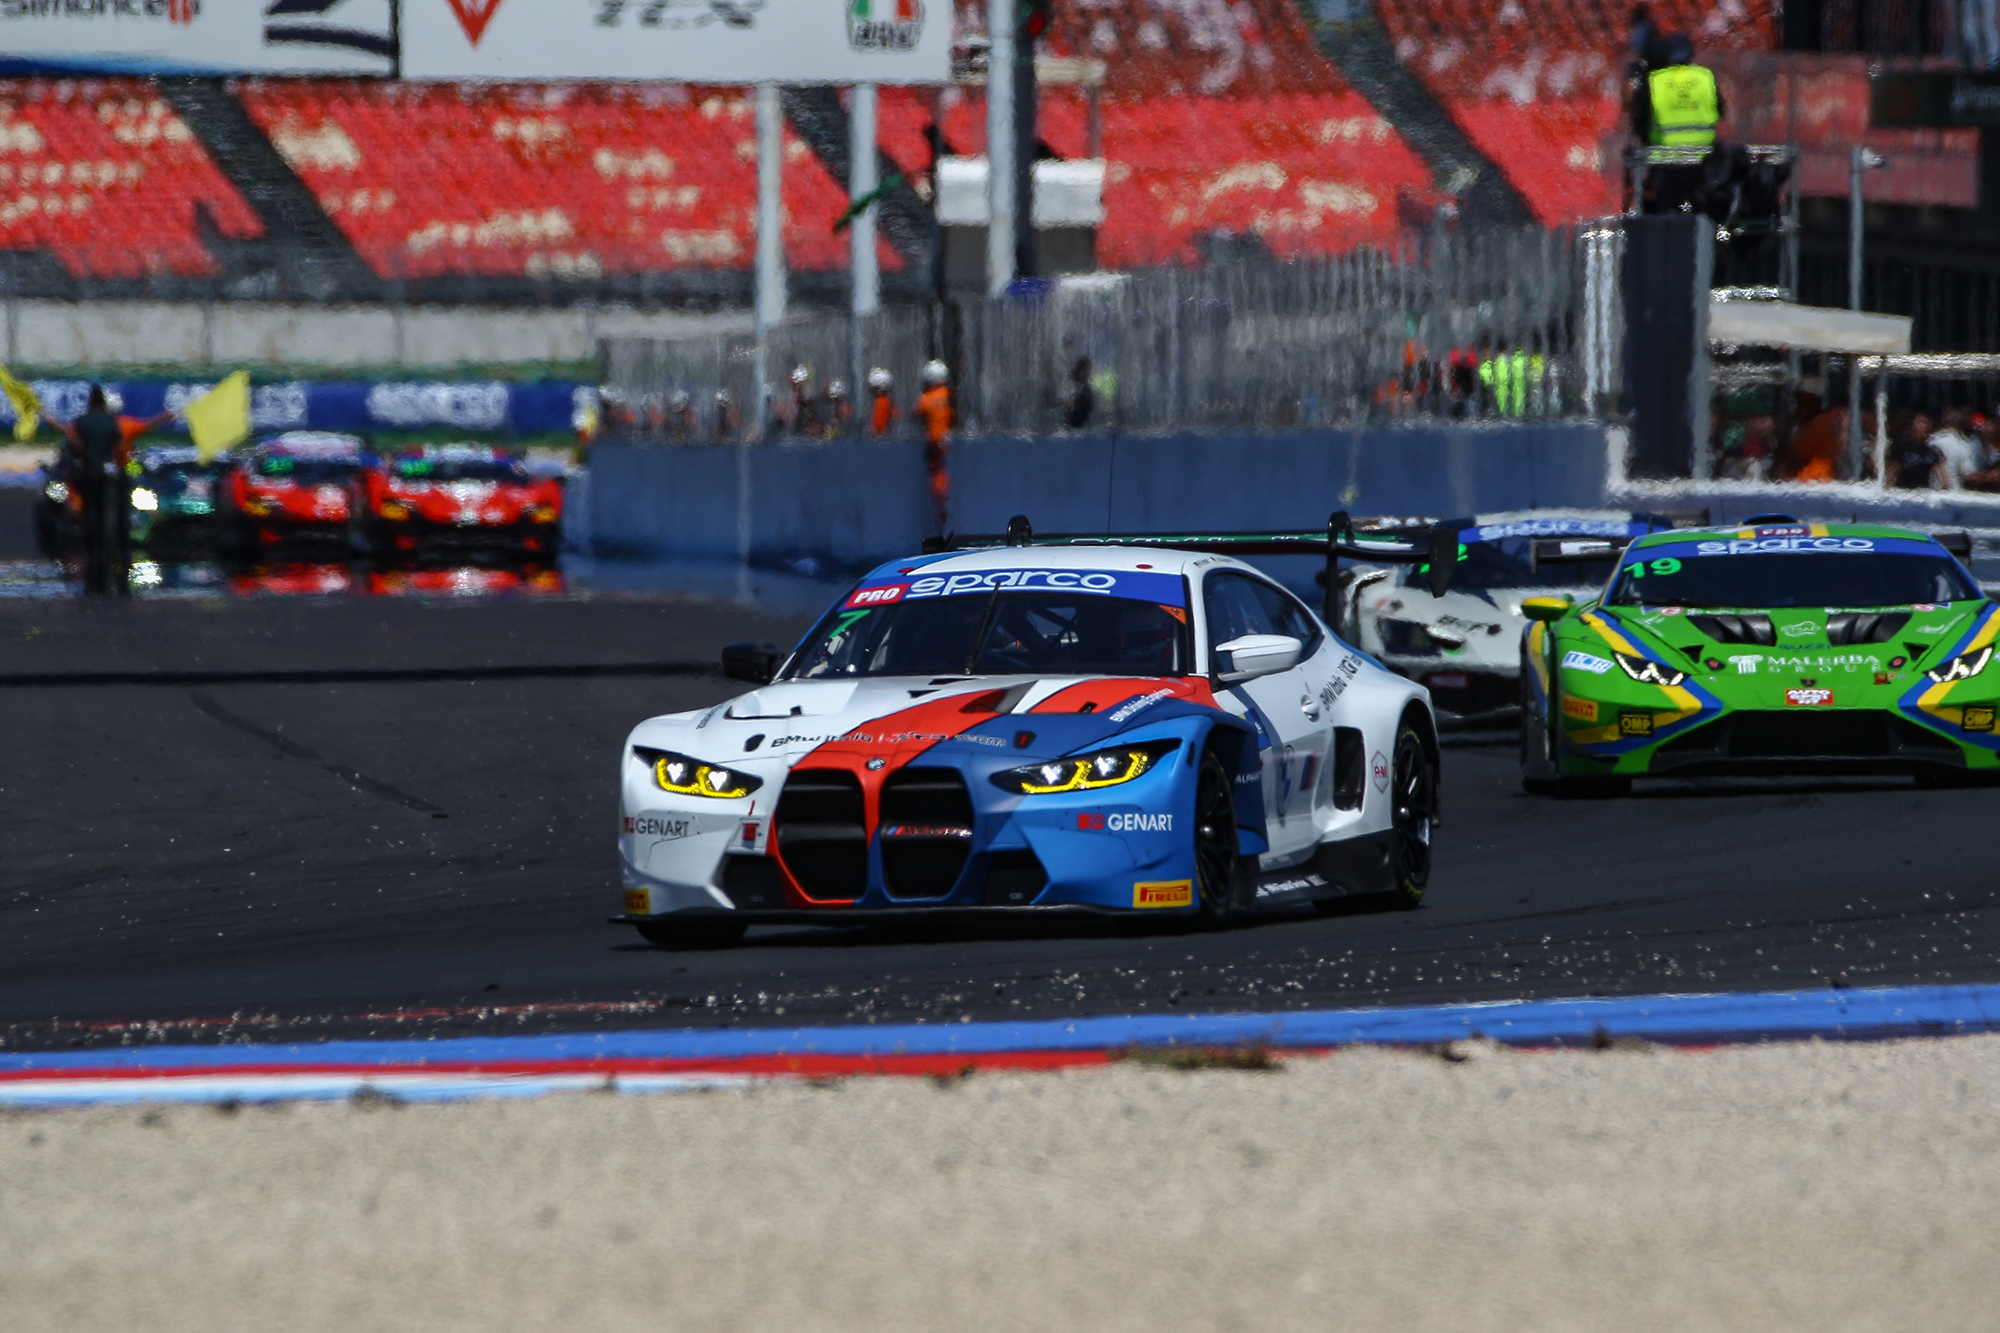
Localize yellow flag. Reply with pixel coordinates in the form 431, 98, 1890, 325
0, 365, 41, 443
184, 370, 251, 462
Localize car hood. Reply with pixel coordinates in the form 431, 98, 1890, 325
632, 673, 1218, 766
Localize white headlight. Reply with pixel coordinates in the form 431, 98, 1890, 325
130, 488, 158, 512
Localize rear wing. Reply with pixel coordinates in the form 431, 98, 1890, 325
1532, 529, 1976, 569
924, 512, 1470, 622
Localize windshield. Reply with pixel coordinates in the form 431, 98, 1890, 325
254, 454, 358, 485
1605, 550, 1978, 608
1402, 535, 1616, 590
143, 462, 211, 485
788, 591, 1190, 679
393, 456, 521, 483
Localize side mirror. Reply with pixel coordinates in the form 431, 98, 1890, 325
1213, 634, 1304, 684
721, 641, 783, 684
1520, 596, 1574, 623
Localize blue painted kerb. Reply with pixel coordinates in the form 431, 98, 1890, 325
5, 981, 1999, 1073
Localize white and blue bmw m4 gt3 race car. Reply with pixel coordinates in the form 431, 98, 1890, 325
613, 516, 1460, 947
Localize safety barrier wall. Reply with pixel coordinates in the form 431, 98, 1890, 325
0, 301, 748, 370
588, 421, 1613, 570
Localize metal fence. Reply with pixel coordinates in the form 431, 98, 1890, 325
601, 224, 1619, 441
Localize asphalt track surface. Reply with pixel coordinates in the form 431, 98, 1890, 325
3, 589, 1998, 1052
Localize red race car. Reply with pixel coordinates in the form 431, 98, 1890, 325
219, 433, 371, 551
354, 444, 563, 557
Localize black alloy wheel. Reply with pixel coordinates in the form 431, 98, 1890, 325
1193, 747, 1246, 920
1384, 723, 1435, 909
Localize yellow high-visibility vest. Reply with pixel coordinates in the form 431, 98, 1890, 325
1648, 64, 1719, 147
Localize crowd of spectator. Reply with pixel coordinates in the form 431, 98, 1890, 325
1713, 385, 2000, 490
1374, 336, 1569, 419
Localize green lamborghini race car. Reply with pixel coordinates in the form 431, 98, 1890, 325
1519, 517, 1996, 794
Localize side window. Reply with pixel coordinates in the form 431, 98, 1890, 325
1251, 580, 1324, 658
1202, 573, 1286, 676
1204, 572, 1324, 668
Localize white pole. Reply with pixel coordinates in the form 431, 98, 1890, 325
754, 82, 786, 439
850, 84, 880, 319
745, 82, 784, 597
985, 0, 1016, 297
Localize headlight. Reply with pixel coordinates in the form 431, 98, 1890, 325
379, 501, 411, 520
990, 739, 1180, 795
1926, 645, 1992, 685
130, 487, 158, 512
634, 746, 761, 799
1615, 651, 1686, 687
44, 481, 68, 503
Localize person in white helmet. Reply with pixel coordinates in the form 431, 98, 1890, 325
786, 364, 822, 437
915, 359, 952, 533
713, 389, 739, 443
867, 366, 896, 438
666, 389, 697, 442
823, 379, 852, 436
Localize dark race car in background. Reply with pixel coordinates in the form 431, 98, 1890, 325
31, 450, 79, 558
128, 445, 221, 554
353, 444, 563, 558
219, 433, 371, 553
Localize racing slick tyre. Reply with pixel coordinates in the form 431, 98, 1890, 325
1520, 649, 1631, 799
1381, 722, 1435, 909
635, 916, 749, 950
1194, 746, 1254, 921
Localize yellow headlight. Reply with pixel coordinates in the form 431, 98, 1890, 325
991, 740, 1181, 795
640, 748, 762, 800
379, 501, 410, 520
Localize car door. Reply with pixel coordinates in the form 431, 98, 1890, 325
1201, 570, 1328, 863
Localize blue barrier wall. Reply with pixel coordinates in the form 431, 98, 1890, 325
590, 422, 1614, 569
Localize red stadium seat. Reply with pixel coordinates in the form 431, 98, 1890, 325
0, 79, 261, 279
881, 0, 1439, 265
235, 80, 891, 281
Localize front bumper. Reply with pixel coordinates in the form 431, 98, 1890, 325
1634, 708, 1973, 777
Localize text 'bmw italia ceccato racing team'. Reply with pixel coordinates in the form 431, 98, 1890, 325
613, 520, 1452, 947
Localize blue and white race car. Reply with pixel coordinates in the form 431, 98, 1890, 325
613, 517, 1457, 947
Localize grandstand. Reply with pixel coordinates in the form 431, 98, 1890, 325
0, 0, 1974, 300
235, 81, 884, 284
0, 80, 262, 283
0, 0, 1447, 294
1369, 0, 1777, 225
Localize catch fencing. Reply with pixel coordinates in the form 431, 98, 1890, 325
600, 224, 1623, 440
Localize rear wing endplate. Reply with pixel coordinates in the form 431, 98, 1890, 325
1530, 537, 1633, 571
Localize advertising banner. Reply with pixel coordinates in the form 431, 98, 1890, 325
0, 0, 397, 78
402, 0, 950, 85
0, 378, 584, 450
